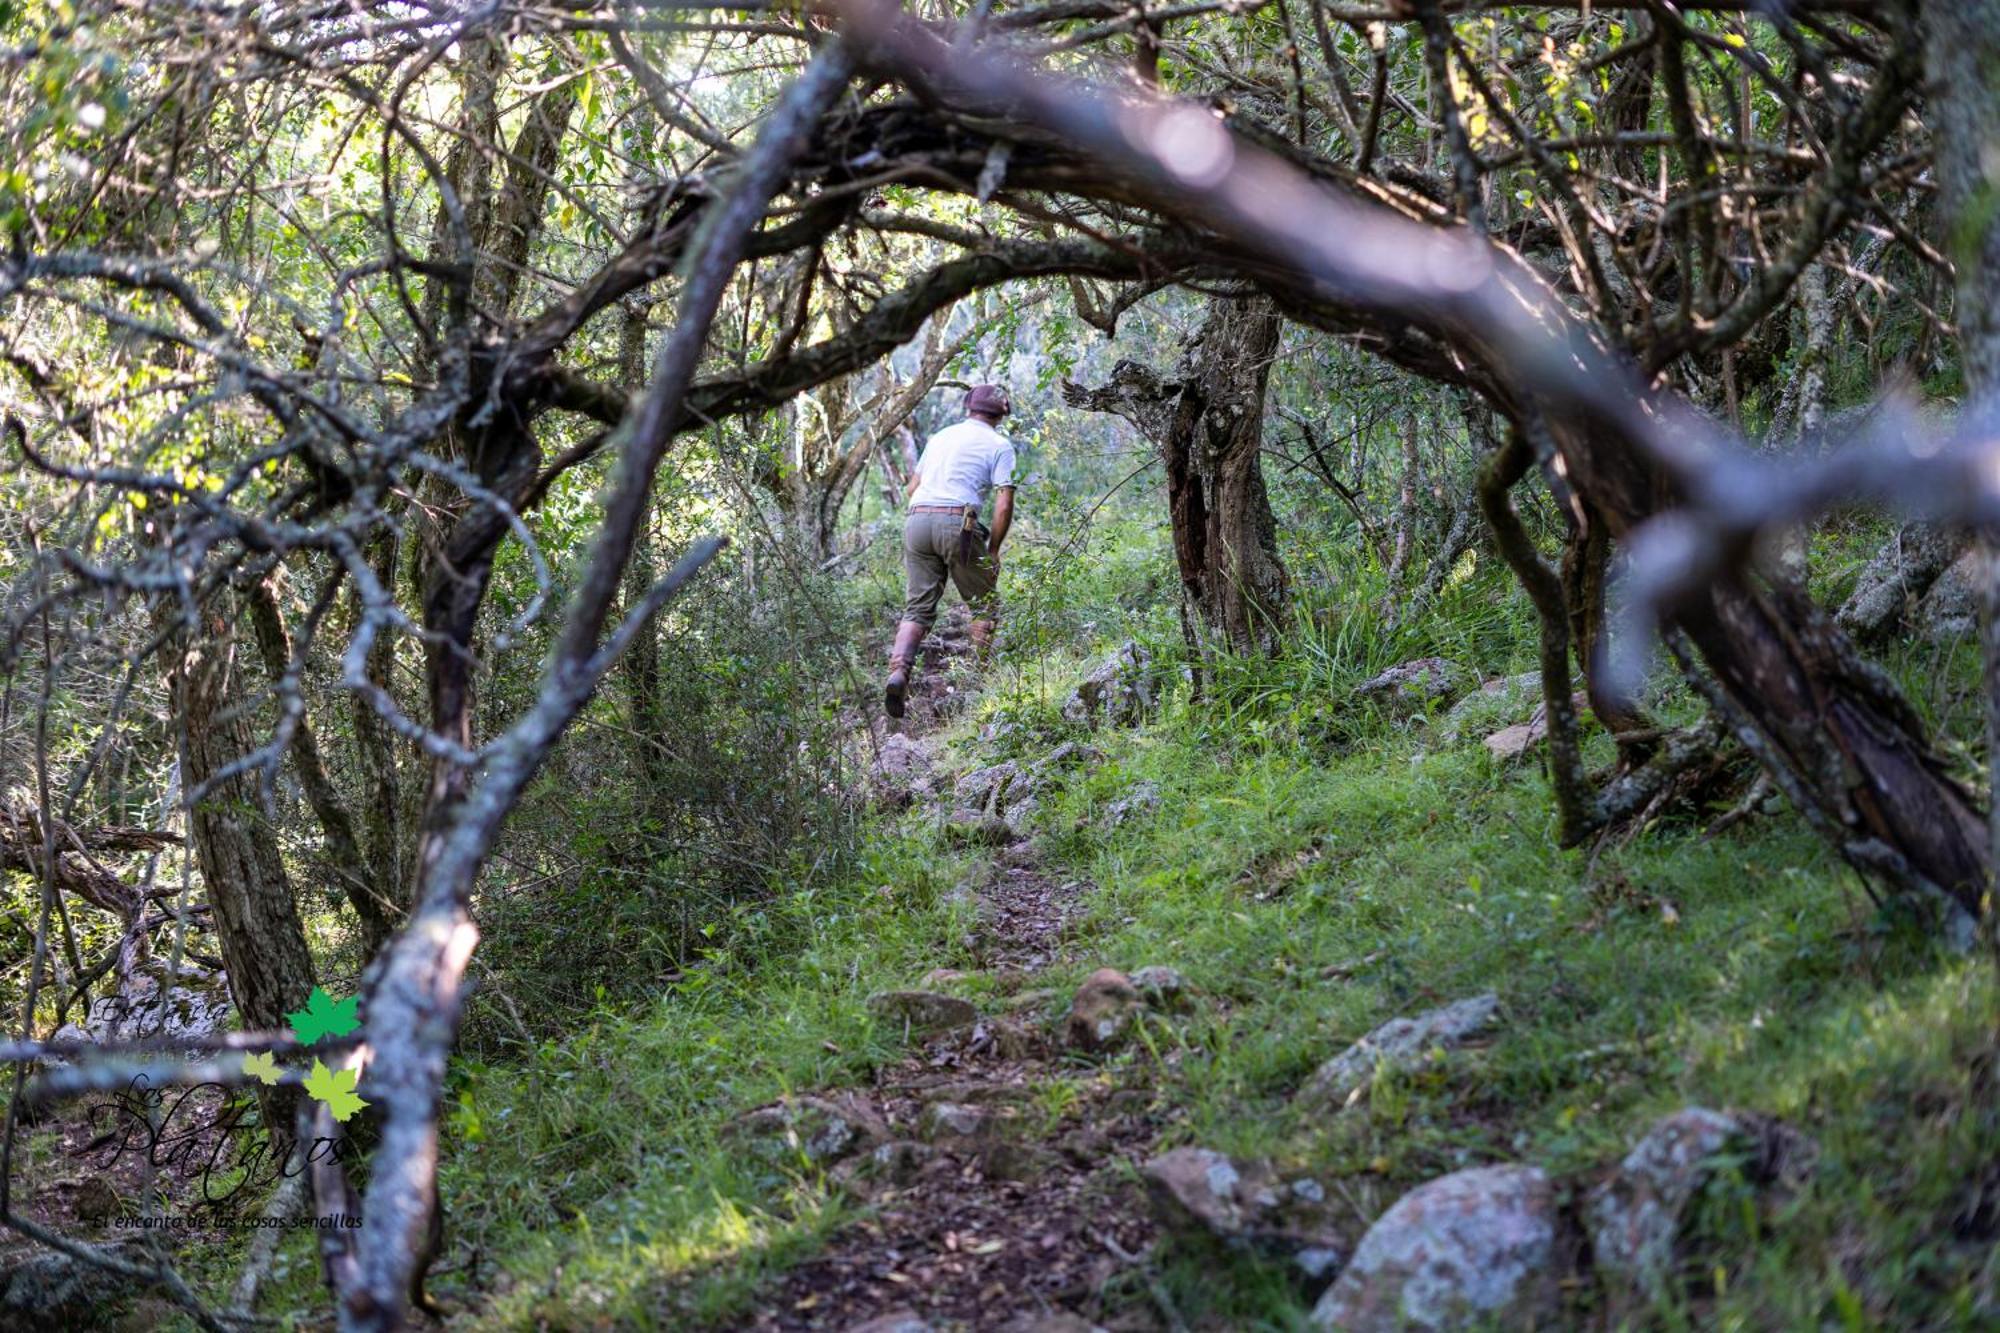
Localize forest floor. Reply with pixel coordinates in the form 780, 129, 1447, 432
339, 590, 2000, 1333
744, 613, 1162, 1331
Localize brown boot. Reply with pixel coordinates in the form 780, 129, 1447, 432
969, 619, 996, 662
883, 620, 926, 719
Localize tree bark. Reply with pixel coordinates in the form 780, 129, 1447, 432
159, 603, 316, 1035
244, 575, 397, 956
1925, 1, 2000, 400
1066, 296, 1290, 654
1924, 0, 2000, 921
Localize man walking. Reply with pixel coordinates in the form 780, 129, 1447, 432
884, 384, 1016, 718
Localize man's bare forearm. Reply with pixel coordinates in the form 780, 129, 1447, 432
988, 488, 1014, 555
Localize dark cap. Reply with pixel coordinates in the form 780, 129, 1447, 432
966, 384, 1011, 420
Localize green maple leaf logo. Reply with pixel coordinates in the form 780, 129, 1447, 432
302, 1059, 370, 1123
286, 987, 360, 1045
241, 1051, 282, 1086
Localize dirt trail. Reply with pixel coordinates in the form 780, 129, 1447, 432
745, 615, 1168, 1333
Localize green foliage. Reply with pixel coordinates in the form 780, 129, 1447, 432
470, 540, 864, 1031
429, 517, 2000, 1328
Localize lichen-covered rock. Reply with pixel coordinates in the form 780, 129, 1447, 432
1586, 1107, 1742, 1301
1915, 545, 1982, 642
1064, 968, 1143, 1051
1356, 657, 1475, 716
0, 1244, 142, 1324
956, 760, 1029, 814
1097, 780, 1160, 833
871, 732, 939, 809
920, 1101, 993, 1147
1144, 1146, 1259, 1236
730, 1094, 888, 1165
1062, 642, 1157, 727
1310, 1165, 1561, 1331
868, 989, 979, 1034
1439, 671, 1541, 743
1143, 1147, 1345, 1281
1301, 993, 1499, 1106
1129, 965, 1190, 1011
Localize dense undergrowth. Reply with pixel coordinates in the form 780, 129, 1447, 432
204, 499, 2000, 1331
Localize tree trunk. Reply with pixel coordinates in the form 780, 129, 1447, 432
620, 294, 671, 788
1925, 1, 2000, 401
1176, 298, 1290, 653
1066, 296, 1290, 655
159, 602, 316, 1034
1924, 0, 2000, 922
244, 574, 397, 956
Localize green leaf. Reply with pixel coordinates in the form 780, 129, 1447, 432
302, 1059, 370, 1123
241, 1051, 281, 1086
286, 986, 360, 1045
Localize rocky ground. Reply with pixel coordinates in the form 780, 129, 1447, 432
729, 637, 1827, 1332
740, 615, 1175, 1331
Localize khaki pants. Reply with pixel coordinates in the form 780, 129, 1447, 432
902, 509, 998, 629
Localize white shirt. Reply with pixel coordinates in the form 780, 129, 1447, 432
909, 418, 1016, 509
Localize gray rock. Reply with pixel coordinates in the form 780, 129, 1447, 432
730, 1094, 888, 1165
1310, 1165, 1562, 1332
999, 1316, 1105, 1333
1064, 968, 1142, 1051
1586, 1107, 1742, 1301
1915, 546, 1982, 642
1356, 658, 1475, 716
1, 1244, 141, 1324
1097, 781, 1160, 833
1439, 671, 1541, 743
1302, 993, 1499, 1106
956, 760, 1030, 814
872, 732, 938, 809
868, 989, 980, 1033
1144, 1147, 1346, 1278
1062, 642, 1157, 727
1129, 965, 1190, 1010
844, 1312, 934, 1333
920, 1101, 992, 1147
1144, 1146, 1259, 1236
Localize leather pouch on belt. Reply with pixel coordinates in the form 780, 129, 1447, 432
954, 508, 979, 564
